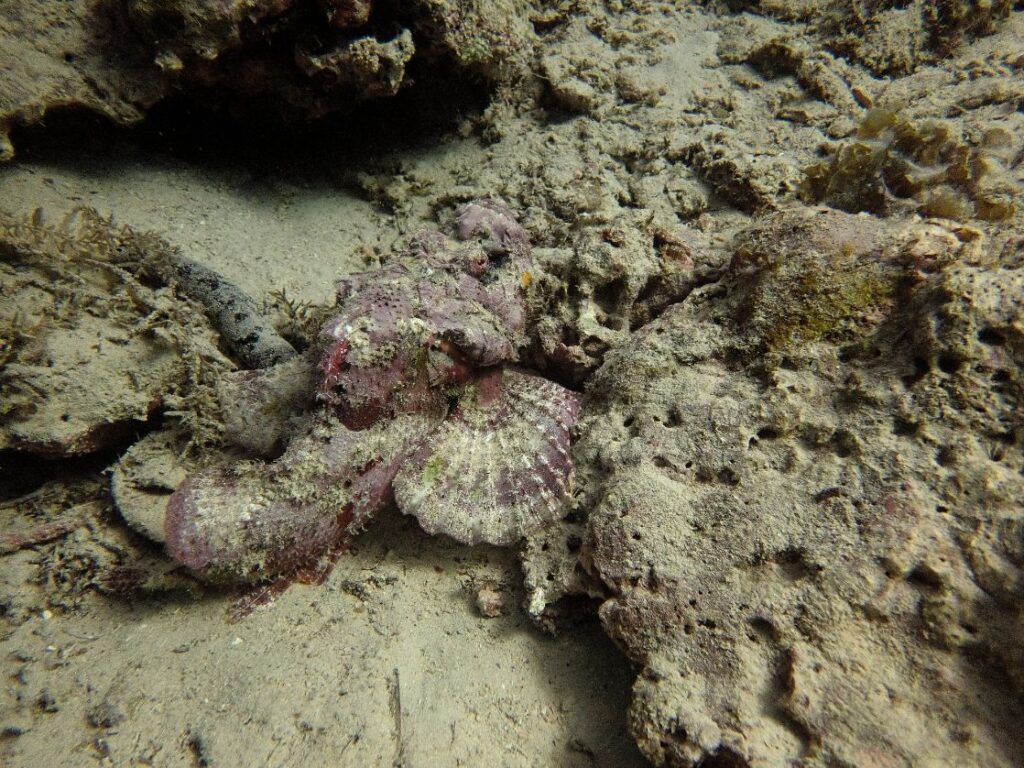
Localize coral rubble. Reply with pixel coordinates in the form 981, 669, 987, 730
804, 108, 1021, 222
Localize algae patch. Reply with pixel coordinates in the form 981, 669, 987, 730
421, 453, 447, 485
803, 108, 1020, 222
0, 208, 229, 456
730, 209, 906, 353
738, 244, 900, 351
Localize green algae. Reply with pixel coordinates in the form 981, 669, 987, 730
421, 452, 447, 486
742, 251, 899, 351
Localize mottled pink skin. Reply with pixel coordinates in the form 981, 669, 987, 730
318, 200, 531, 427
165, 201, 580, 585
165, 477, 217, 572
165, 420, 435, 582
455, 199, 530, 255
165, 430, 365, 579
392, 367, 582, 545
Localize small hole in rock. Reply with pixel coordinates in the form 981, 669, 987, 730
892, 418, 919, 436
978, 327, 1006, 346
829, 432, 854, 458
937, 354, 961, 374
902, 356, 930, 388
907, 564, 943, 591
936, 446, 957, 467
717, 467, 739, 485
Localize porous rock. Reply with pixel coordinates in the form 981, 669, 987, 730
803, 108, 1022, 222
0, 0, 163, 161
111, 429, 189, 543
568, 208, 1024, 766
528, 212, 722, 386
818, 0, 1014, 76
0, 0, 533, 159
117, 0, 532, 119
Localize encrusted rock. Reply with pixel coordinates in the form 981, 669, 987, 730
555, 209, 1024, 766
0, 0, 163, 161
474, 582, 508, 618
803, 109, 1021, 221
111, 429, 189, 543
0, 0, 532, 160
117, 0, 531, 120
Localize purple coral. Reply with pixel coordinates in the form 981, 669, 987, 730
165, 201, 581, 585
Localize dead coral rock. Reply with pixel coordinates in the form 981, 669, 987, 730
118, 0, 412, 117
1, 0, 533, 158
744, 38, 866, 114
118, 0, 532, 119
678, 129, 803, 214
521, 518, 604, 631
541, 53, 605, 114
0, 209, 228, 456
737, 0, 1017, 77
111, 429, 189, 543
474, 582, 508, 618
570, 209, 1024, 766
0, 0, 164, 161
528, 212, 722, 386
